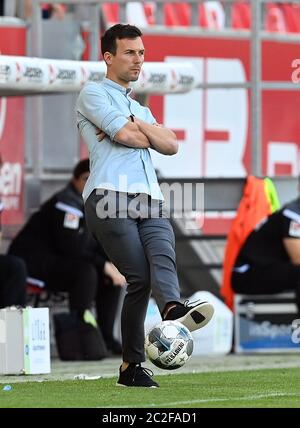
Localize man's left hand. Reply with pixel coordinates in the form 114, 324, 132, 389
95, 127, 106, 142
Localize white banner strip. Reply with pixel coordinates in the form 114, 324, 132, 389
0, 55, 200, 95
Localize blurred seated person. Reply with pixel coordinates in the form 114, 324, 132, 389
20, 1, 67, 20
9, 159, 126, 354
41, 2, 66, 19
0, 253, 27, 309
232, 194, 300, 315
0, 154, 27, 309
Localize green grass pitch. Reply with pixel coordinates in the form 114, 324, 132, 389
1, 367, 300, 408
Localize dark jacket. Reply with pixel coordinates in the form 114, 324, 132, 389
234, 198, 300, 268
9, 182, 107, 278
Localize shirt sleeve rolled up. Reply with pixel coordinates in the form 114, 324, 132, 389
77, 83, 128, 141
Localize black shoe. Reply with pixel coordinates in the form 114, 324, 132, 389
164, 300, 214, 332
116, 363, 159, 388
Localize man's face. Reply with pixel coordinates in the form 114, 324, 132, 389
105, 37, 145, 86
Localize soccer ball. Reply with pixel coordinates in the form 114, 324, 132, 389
145, 320, 193, 370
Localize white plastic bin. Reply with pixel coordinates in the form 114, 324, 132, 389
0, 306, 51, 375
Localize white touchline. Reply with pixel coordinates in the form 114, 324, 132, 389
112, 392, 300, 408
147, 392, 300, 407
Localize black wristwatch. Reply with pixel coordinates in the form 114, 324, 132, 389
130, 114, 135, 122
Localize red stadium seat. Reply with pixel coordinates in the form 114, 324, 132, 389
102, 3, 119, 25
163, 3, 192, 27
232, 3, 251, 30
26, 277, 46, 307
173, 3, 190, 27
199, 3, 209, 28
282, 4, 300, 33
265, 3, 287, 33
164, 3, 181, 26
26, 277, 67, 308
143, 3, 155, 26
199, 2, 224, 30
100, 1, 300, 35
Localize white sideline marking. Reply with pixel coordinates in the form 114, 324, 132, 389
152, 392, 300, 406
114, 392, 300, 408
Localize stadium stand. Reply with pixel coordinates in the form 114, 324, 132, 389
100, 1, 300, 33
3, 0, 300, 33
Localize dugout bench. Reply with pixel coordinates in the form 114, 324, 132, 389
158, 176, 300, 353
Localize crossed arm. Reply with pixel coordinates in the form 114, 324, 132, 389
98, 118, 178, 155
134, 117, 178, 155
77, 84, 178, 155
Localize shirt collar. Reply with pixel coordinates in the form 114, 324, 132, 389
103, 77, 132, 95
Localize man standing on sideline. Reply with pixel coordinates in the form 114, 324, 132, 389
76, 24, 214, 387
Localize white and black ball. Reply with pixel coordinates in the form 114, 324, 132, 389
145, 320, 194, 370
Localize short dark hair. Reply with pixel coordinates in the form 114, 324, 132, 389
101, 24, 142, 57
73, 158, 89, 179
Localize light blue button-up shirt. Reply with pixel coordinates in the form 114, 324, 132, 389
76, 77, 164, 202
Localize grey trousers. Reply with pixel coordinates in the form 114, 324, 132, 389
85, 190, 180, 363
